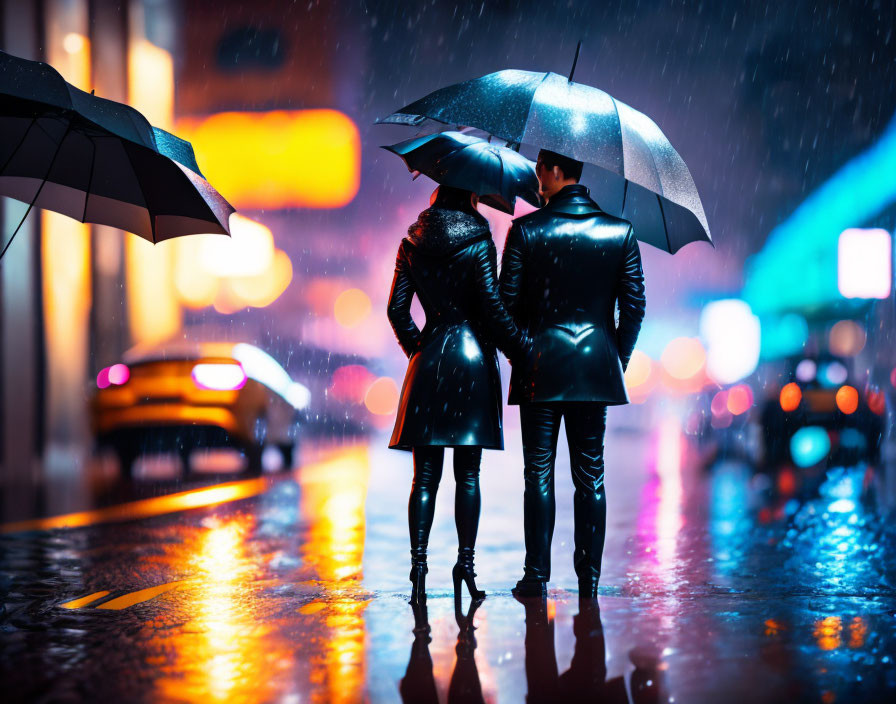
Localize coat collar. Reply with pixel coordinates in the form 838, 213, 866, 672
544, 184, 603, 216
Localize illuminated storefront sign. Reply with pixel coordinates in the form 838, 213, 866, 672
176, 110, 361, 209
837, 228, 892, 299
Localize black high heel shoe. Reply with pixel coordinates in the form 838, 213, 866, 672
410, 563, 428, 604
452, 548, 485, 600
409, 545, 428, 604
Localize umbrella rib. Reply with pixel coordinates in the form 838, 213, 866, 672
520, 72, 553, 146
33, 116, 65, 144
81, 135, 97, 224
120, 141, 155, 243
1, 117, 42, 171
1, 120, 72, 260
0, 115, 38, 173
609, 97, 625, 186
657, 193, 671, 253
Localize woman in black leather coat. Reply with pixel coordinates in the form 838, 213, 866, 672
387, 185, 529, 604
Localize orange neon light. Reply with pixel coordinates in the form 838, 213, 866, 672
176, 110, 361, 209
835, 385, 859, 414
780, 382, 802, 412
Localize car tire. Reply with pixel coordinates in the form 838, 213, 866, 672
117, 448, 137, 479
245, 443, 264, 476
179, 446, 192, 475
278, 443, 294, 471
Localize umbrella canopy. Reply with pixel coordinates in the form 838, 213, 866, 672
382, 130, 540, 214
0, 50, 233, 257
380, 68, 710, 253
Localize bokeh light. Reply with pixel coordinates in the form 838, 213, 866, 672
329, 365, 376, 404
726, 384, 754, 415
108, 364, 130, 386
835, 385, 859, 414
624, 350, 652, 388
795, 358, 817, 382
200, 214, 275, 277
334, 289, 372, 328
780, 382, 802, 412
661, 337, 706, 380
866, 387, 886, 415
699, 299, 760, 384
364, 377, 399, 416
828, 320, 866, 356
838, 228, 892, 299
790, 426, 831, 467
97, 364, 131, 389
176, 110, 361, 210
227, 250, 294, 308
175, 237, 219, 309
819, 361, 848, 387
711, 389, 729, 416
711, 409, 733, 429
63, 32, 87, 55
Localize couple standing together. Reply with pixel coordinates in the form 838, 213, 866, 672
387, 149, 646, 602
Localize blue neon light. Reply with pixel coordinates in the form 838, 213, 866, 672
790, 426, 831, 467
744, 112, 896, 315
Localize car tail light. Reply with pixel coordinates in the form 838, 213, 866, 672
97, 363, 130, 389
835, 385, 858, 414
866, 388, 886, 415
191, 363, 247, 390
780, 382, 802, 412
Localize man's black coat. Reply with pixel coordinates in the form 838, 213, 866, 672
499, 184, 646, 405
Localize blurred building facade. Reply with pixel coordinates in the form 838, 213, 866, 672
0, 0, 368, 503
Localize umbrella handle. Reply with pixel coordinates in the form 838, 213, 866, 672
0, 120, 72, 261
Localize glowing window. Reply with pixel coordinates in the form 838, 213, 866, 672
176, 110, 361, 209
838, 228, 892, 299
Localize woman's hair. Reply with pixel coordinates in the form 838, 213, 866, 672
430, 185, 478, 213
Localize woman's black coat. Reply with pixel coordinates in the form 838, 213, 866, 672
387, 205, 528, 450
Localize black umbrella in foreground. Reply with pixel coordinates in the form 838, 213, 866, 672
379, 48, 710, 253
382, 131, 541, 214
0, 50, 233, 260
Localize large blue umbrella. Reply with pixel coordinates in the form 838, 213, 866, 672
380, 56, 711, 253
0, 50, 233, 259
382, 130, 540, 214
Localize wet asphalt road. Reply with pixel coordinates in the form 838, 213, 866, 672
2, 411, 896, 703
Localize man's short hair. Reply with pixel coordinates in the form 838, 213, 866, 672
538, 149, 584, 182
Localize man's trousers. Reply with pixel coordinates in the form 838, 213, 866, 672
519, 403, 608, 582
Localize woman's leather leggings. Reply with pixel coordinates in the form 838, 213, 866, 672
409, 446, 482, 564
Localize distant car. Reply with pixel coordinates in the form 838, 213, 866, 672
759, 354, 885, 469
90, 341, 311, 477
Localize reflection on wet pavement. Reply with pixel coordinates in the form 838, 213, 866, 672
2, 422, 896, 702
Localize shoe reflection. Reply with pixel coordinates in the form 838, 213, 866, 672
518, 597, 663, 704
400, 602, 439, 704
449, 598, 486, 704
400, 599, 486, 704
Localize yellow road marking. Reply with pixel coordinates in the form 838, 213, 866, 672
95, 581, 188, 610
59, 590, 111, 609
0, 478, 268, 534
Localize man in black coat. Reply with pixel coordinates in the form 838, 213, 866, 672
499, 150, 646, 598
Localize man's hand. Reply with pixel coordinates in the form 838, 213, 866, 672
508, 336, 535, 367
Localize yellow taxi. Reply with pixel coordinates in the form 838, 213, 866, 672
90, 341, 310, 477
